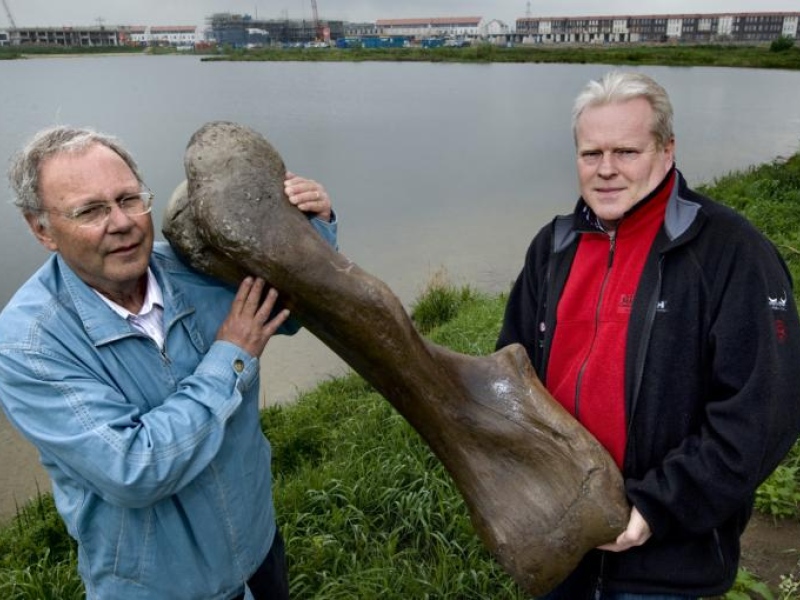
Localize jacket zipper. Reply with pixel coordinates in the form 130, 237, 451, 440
595, 551, 607, 598
574, 231, 616, 418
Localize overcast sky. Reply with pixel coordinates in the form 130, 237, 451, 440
3, 1, 799, 31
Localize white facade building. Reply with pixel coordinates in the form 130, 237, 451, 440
482, 19, 510, 36
783, 15, 799, 37
376, 17, 483, 38
123, 25, 200, 47
149, 26, 199, 46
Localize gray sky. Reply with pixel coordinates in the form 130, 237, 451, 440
3, 1, 799, 31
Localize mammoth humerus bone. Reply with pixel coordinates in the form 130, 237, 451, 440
162, 121, 629, 596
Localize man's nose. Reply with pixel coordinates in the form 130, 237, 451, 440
597, 152, 618, 176
106, 203, 136, 229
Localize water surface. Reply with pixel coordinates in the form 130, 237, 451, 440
1, 56, 799, 520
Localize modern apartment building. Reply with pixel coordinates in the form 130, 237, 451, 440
516, 11, 799, 44
147, 25, 200, 46
376, 17, 483, 38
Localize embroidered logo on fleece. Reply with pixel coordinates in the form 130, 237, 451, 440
768, 291, 790, 343
656, 300, 668, 313
618, 294, 635, 312
768, 291, 788, 312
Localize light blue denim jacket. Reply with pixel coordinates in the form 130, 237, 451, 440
0, 217, 336, 599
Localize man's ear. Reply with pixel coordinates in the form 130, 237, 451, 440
25, 213, 58, 252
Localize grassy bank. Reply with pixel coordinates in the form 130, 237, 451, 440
206, 43, 800, 70
1, 152, 799, 597
3, 41, 798, 70
0, 46, 144, 59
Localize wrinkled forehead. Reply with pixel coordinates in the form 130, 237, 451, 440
574, 97, 663, 148
39, 143, 139, 200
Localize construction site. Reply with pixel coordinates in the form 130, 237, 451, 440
0, 0, 345, 48
208, 10, 345, 48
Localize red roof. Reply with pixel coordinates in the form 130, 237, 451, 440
377, 17, 482, 27
150, 25, 197, 33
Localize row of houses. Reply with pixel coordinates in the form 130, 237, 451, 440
1, 11, 798, 48
516, 12, 800, 44
372, 17, 509, 38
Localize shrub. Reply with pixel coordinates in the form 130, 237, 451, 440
770, 35, 796, 52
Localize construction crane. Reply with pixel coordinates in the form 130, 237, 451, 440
2, 0, 17, 28
310, 0, 324, 41
310, 0, 319, 30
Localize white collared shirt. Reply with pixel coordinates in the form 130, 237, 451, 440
95, 269, 165, 349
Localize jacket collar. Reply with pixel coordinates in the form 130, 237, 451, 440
553, 167, 702, 253
56, 251, 193, 347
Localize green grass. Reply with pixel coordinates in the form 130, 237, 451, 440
3, 40, 798, 71
0, 45, 144, 59
204, 43, 800, 70
698, 152, 800, 285
1, 151, 799, 597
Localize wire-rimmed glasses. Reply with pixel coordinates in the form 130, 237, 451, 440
37, 191, 154, 228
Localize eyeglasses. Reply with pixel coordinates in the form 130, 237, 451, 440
38, 191, 154, 228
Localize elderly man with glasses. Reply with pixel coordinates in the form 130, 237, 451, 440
0, 126, 337, 599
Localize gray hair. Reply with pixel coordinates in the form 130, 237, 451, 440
8, 126, 143, 219
571, 71, 674, 149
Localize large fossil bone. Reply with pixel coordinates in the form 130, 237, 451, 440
162, 121, 629, 596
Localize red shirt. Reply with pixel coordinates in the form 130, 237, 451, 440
546, 175, 673, 467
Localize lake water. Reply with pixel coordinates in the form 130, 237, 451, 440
1, 55, 799, 520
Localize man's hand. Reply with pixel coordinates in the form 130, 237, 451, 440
598, 506, 652, 552
216, 277, 290, 358
284, 171, 332, 222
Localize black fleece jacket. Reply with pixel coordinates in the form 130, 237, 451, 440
497, 169, 800, 596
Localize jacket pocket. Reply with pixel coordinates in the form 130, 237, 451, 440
112, 506, 153, 583
605, 528, 736, 592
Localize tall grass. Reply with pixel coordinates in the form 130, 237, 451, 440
1, 152, 799, 597
265, 286, 519, 598
0, 493, 79, 599
698, 152, 800, 283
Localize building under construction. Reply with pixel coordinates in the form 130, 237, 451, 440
2, 26, 123, 46
208, 13, 344, 47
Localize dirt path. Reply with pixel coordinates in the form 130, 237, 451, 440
0, 413, 50, 523
739, 512, 800, 594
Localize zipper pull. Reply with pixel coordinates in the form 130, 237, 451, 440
607, 231, 617, 269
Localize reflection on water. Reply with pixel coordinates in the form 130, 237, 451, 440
1, 57, 800, 520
